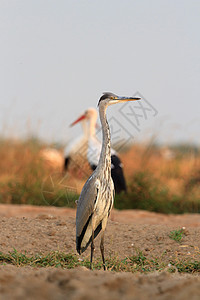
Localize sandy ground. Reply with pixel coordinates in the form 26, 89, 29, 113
0, 204, 200, 299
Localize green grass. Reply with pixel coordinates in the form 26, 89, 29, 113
0, 249, 199, 274
169, 229, 185, 242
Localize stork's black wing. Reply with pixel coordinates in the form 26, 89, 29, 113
111, 155, 127, 194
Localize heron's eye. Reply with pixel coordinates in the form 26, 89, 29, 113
110, 96, 114, 100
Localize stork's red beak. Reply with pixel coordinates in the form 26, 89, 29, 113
70, 115, 86, 127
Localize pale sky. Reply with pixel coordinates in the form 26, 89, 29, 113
0, 0, 200, 146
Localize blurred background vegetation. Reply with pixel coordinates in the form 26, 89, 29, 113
0, 136, 199, 214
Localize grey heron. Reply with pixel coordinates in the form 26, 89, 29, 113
71, 107, 127, 193
76, 92, 141, 270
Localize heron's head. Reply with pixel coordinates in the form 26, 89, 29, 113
98, 92, 141, 107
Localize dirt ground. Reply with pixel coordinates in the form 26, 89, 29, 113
0, 204, 199, 300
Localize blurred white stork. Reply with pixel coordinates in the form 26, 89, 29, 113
69, 108, 127, 194
64, 115, 89, 170
41, 115, 89, 171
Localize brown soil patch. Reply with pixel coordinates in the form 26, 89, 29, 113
0, 204, 199, 299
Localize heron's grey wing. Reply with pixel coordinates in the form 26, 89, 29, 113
76, 175, 98, 238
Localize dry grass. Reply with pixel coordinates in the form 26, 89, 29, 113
0, 136, 199, 213
0, 137, 78, 206
121, 143, 200, 194
116, 143, 200, 213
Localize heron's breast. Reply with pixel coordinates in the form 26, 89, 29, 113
95, 184, 114, 218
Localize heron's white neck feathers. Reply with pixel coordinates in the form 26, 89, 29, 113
97, 103, 111, 173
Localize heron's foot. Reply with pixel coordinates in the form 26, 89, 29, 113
100, 240, 106, 271
90, 241, 95, 270
103, 263, 106, 271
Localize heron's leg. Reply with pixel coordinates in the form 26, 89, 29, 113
100, 232, 106, 270
90, 229, 95, 270
100, 217, 108, 271
90, 215, 96, 270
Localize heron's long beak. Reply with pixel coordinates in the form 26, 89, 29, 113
116, 96, 141, 102
107, 96, 141, 106
70, 115, 86, 127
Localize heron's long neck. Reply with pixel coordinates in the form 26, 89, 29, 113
97, 103, 111, 172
